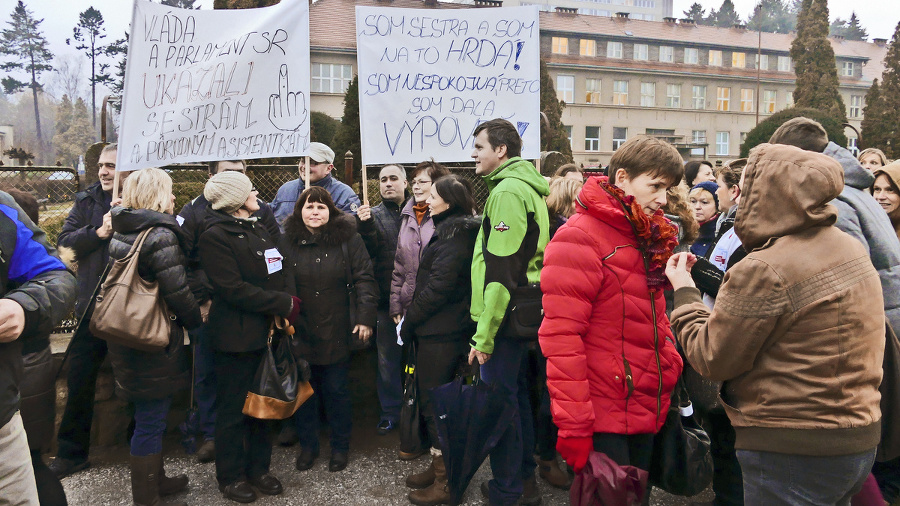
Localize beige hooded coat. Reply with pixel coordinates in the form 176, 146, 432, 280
671, 143, 885, 457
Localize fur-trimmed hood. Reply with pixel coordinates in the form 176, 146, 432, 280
432, 211, 481, 241
283, 211, 358, 247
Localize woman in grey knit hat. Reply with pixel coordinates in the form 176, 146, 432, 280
197, 171, 302, 503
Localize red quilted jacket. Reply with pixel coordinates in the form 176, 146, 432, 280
539, 178, 682, 438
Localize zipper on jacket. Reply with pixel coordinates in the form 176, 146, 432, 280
622, 358, 635, 399
649, 288, 663, 425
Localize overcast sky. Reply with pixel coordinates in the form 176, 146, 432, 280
8, 0, 899, 101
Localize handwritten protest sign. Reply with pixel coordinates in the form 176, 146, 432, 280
355, 6, 540, 165
117, 0, 311, 171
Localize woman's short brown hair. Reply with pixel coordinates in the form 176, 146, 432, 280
546, 178, 583, 219
410, 159, 450, 183
609, 136, 684, 186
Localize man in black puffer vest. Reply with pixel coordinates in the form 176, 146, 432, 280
0, 190, 75, 501
357, 164, 408, 435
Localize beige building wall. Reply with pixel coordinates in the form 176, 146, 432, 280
0, 126, 13, 166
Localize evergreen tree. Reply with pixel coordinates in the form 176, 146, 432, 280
0, 1, 53, 149
713, 0, 742, 27
310, 111, 340, 145
844, 13, 868, 41
790, 0, 846, 122
877, 21, 900, 158
539, 58, 572, 160
107, 33, 127, 101
860, 79, 890, 152
68, 7, 113, 127
748, 0, 796, 33
331, 75, 361, 181
53, 95, 95, 166
683, 3, 706, 23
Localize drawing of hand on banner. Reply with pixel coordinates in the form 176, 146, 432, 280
269, 64, 308, 132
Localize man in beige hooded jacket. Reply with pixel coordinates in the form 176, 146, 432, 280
666, 143, 885, 505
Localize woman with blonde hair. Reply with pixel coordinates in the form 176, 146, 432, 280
858, 147, 888, 172
546, 177, 584, 238
108, 168, 202, 506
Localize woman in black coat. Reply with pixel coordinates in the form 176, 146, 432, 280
197, 171, 300, 504
401, 175, 480, 506
106, 168, 202, 506
280, 186, 377, 474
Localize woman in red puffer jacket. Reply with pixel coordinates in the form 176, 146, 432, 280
539, 136, 684, 492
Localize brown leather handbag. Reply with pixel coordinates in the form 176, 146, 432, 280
90, 228, 173, 353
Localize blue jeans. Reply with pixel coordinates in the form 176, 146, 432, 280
191, 324, 217, 440
295, 361, 352, 453
376, 309, 403, 423
131, 397, 172, 456
480, 338, 536, 506
737, 448, 876, 506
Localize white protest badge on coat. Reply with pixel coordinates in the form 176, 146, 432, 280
264, 248, 283, 274
355, 6, 541, 164
117, 0, 311, 171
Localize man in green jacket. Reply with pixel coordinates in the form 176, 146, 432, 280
468, 118, 549, 506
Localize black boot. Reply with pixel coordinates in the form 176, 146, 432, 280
130, 454, 186, 506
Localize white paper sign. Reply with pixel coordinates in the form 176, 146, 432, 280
355, 6, 541, 165
264, 247, 284, 274
117, 0, 311, 171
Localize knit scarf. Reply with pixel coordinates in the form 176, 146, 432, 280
413, 201, 430, 225
599, 179, 679, 291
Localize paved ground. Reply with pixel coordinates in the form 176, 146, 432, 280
57, 427, 712, 505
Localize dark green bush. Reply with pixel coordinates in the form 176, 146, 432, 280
740, 107, 848, 157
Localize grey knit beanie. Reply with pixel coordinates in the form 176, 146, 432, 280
204, 171, 253, 213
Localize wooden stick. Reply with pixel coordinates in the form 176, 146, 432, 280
112, 170, 121, 202
304, 156, 310, 189
361, 164, 369, 206
535, 156, 541, 176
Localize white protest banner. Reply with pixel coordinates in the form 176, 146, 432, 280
117, 0, 311, 171
355, 6, 540, 165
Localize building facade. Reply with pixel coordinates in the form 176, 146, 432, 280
308, 0, 888, 166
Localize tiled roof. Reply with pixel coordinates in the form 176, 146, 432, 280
309, 0, 888, 83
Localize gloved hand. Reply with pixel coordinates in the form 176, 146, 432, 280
556, 436, 594, 474
288, 296, 302, 324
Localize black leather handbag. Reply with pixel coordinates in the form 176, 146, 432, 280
649, 379, 714, 496
500, 283, 544, 341
243, 318, 313, 420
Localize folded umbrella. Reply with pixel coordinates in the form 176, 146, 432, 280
430, 375, 517, 506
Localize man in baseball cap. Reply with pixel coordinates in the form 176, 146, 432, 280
271, 142, 360, 228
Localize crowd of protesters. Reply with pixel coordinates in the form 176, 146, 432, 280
0, 115, 895, 506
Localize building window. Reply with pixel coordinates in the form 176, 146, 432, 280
777, 55, 792, 72
585, 78, 601, 104
659, 46, 674, 63
685, 47, 699, 64
666, 84, 681, 108
842, 61, 855, 77
552, 37, 568, 54
732, 52, 746, 68
556, 75, 574, 103
634, 0, 655, 6
634, 44, 649, 61
607, 41, 623, 59
763, 89, 777, 113
850, 95, 863, 118
580, 39, 596, 56
692, 130, 706, 156
585, 126, 600, 151
613, 80, 629, 105
640, 82, 656, 107
786, 91, 794, 107
740, 88, 754, 112
312, 63, 353, 93
756, 54, 769, 70
692, 85, 707, 109
613, 127, 628, 151
564, 125, 573, 149
716, 131, 730, 156
709, 50, 723, 66
717, 87, 731, 111
848, 137, 859, 156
